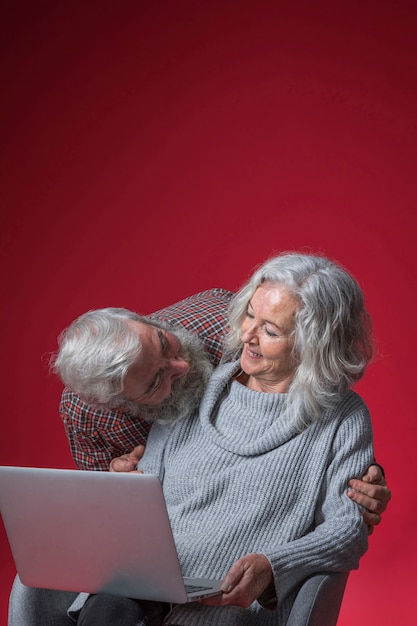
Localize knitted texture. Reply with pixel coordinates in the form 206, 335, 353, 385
140, 361, 374, 625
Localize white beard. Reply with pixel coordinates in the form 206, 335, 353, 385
120, 326, 214, 424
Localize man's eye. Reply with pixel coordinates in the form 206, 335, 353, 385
151, 374, 163, 395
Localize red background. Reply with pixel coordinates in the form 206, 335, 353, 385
1, 2, 416, 624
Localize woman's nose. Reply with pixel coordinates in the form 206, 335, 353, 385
241, 322, 258, 344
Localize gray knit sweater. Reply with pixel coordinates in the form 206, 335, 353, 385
139, 361, 374, 625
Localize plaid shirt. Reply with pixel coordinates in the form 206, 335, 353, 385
60, 289, 234, 471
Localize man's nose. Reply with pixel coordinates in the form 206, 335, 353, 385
168, 357, 190, 379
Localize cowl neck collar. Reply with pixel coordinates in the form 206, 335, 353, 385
198, 361, 300, 456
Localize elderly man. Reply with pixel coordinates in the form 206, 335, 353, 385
9, 289, 390, 626
55, 288, 232, 471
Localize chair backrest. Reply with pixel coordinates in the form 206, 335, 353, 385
286, 571, 349, 626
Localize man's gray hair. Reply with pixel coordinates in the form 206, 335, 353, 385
223, 252, 374, 430
51, 308, 147, 408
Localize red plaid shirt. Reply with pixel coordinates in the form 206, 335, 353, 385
60, 289, 233, 471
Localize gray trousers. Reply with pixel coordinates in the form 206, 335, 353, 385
8, 575, 78, 625
8, 575, 167, 626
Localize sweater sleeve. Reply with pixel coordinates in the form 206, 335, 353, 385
59, 388, 151, 471
264, 405, 374, 606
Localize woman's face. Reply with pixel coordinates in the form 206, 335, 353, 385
239, 282, 299, 393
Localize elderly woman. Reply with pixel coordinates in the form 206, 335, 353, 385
78, 252, 375, 626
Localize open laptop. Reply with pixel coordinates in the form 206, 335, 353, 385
0, 466, 222, 603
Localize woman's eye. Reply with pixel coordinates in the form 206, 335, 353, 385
265, 327, 278, 337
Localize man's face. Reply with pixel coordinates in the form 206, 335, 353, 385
122, 321, 191, 406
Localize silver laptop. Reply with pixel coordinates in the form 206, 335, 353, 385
0, 466, 222, 603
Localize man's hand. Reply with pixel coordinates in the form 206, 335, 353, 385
347, 464, 391, 533
200, 554, 274, 608
109, 445, 146, 473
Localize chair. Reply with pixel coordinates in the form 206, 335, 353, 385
9, 571, 349, 625
287, 571, 349, 626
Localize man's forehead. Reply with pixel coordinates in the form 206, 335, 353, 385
124, 320, 164, 365
122, 321, 162, 397
126, 318, 158, 339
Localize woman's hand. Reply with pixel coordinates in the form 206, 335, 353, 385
109, 445, 145, 473
200, 554, 274, 608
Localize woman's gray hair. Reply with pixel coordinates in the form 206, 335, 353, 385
223, 252, 374, 430
51, 308, 148, 408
